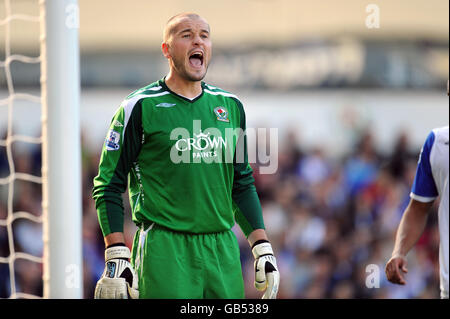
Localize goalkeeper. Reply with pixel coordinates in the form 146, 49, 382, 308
92, 12, 280, 299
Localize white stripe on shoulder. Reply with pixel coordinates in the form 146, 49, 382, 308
121, 91, 170, 129
204, 89, 238, 99
133, 86, 162, 95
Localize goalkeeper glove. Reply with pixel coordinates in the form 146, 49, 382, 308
252, 240, 280, 299
94, 244, 139, 299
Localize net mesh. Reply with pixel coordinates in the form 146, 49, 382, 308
0, 0, 43, 299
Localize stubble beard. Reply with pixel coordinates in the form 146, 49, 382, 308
171, 55, 208, 82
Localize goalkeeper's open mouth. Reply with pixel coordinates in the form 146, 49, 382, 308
188, 50, 204, 69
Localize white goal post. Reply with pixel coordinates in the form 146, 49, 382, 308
1, 0, 82, 299
40, 0, 83, 298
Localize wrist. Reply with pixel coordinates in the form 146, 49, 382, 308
251, 239, 270, 249
106, 242, 126, 249
104, 232, 126, 248
391, 252, 407, 259
247, 229, 268, 247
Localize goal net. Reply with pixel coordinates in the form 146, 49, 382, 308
0, 0, 82, 299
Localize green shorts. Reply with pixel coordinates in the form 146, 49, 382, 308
130, 223, 245, 299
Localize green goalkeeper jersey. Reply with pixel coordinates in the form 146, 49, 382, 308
92, 78, 265, 237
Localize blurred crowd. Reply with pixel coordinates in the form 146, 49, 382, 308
0, 124, 441, 299
245, 129, 440, 299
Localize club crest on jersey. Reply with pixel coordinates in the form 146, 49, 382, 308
214, 106, 229, 122
105, 129, 120, 151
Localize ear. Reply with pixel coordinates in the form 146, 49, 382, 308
162, 42, 171, 59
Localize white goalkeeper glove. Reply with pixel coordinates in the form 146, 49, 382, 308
94, 244, 139, 299
252, 240, 280, 299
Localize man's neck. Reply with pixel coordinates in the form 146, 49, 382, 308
164, 72, 203, 99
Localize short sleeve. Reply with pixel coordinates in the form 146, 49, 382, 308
410, 131, 438, 202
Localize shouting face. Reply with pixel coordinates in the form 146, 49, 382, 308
162, 14, 212, 82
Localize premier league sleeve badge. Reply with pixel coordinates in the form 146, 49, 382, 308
105, 129, 121, 151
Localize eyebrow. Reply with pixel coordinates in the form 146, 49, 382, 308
178, 28, 210, 34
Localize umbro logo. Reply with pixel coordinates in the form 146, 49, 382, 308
156, 103, 176, 108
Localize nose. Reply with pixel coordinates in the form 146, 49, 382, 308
192, 33, 204, 46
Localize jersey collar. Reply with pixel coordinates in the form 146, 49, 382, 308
159, 77, 205, 104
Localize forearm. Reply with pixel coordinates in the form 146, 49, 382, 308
392, 199, 432, 257
247, 229, 269, 247
104, 232, 126, 247
233, 184, 265, 237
